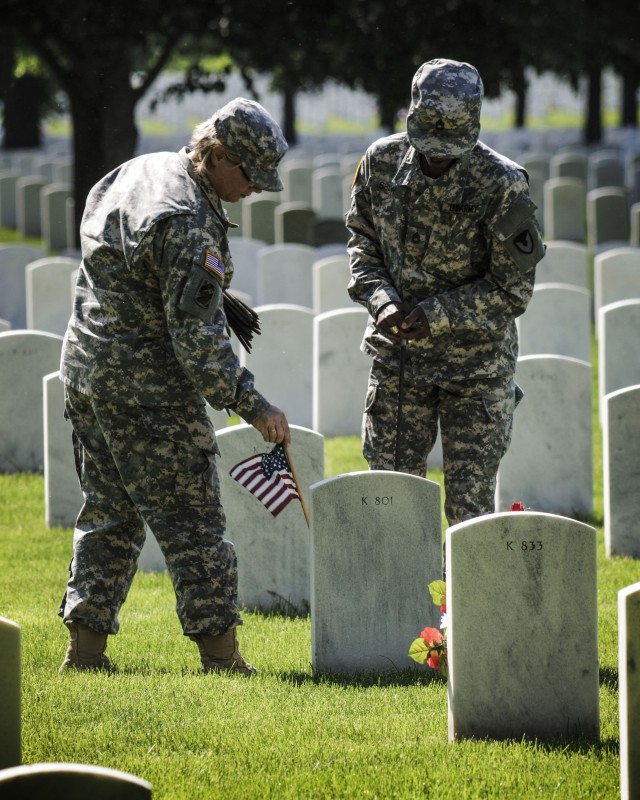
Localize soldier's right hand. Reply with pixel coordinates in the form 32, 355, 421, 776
375, 303, 405, 342
252, 405, 291, 445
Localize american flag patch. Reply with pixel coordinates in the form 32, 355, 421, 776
203, 250, 224, 281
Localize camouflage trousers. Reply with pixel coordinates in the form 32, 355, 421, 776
362, 360, 518, 526
59, 385, 242, 637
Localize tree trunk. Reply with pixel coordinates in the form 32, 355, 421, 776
621, 69, 639, 127
514, 84, 527, 129
67, 58, 139, 247
584, 65, 602, 144
281, 83, 298, 146
377, 95, 397, 135
2, 74, 45, 149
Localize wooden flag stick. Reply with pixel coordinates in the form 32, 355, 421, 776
284, 442, 310, 528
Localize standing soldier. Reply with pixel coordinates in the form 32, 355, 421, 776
59, 98, 290, 675
346, 59, 545, 531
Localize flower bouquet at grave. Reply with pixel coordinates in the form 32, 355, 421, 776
408, 579, 448, 678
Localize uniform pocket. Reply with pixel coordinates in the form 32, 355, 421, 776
364, 382, 378, 413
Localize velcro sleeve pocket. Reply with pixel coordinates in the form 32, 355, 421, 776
178, 264, 223, 324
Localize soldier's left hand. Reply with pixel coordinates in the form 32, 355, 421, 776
400, 306, 430, 340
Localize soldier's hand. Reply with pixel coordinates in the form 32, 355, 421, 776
253, 405, 291, 445
400, 306, 430, 340
376, 303, 405, 341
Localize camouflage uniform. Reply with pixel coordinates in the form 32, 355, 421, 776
346, 60, 545, 526
60, 99, 287, 637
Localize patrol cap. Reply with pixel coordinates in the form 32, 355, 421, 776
406, 58, 483, 159
212, 97, 288, 192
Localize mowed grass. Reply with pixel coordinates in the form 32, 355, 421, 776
0, 414, 635, 799
0, 225, 633, 797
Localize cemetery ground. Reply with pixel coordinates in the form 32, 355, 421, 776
0, 226, 636, 798
1, 395, 635, 799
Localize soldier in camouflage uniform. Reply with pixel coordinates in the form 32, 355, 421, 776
58, 98, 290, 675
346, 59, 545, 530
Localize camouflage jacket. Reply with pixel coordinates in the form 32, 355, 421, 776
346, 134, 545, 382
61, 148, 269, 421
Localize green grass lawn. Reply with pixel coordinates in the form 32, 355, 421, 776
0, 231, 635, 797
0, 414, 636, 798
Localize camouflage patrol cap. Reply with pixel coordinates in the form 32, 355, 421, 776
212, 98, 288, 192
406, 59, 483, 158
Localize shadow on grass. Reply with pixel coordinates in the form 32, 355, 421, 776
277, 666, 444, 689
599, 665, 618, 691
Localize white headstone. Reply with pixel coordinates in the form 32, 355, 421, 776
0, 318, 10, 333
16, 175, 48, 238
603, 385, 640, 558
312, 255, 351, 314
632, 202, 640, 246
137, 524, 167, 573
0, 331, 64, 472
587, 152, 625, 192
312, 308, 369, 437
310, 471, 442, 673
594, 247, 640, 335
587, 187, 631, 251
619, 581, 640, 800
0, 617, 21, 769
0, 244, 47, 329
255, 243, 315, 307
240, 304, 314, 429
0, 763, 152, 799
535, 241, 589, 289
542, 178, 586, 243
598, 300, 640, 420
446, 511, 599, 741
496, 355, 593, 517
0, 170, 20, 228
550, 151, 587, 182
227, 237, 267, 302
43, 372, 83, 528
241, 197, 278, 246
218, 424, 323, 614
517, 283, 591, 362
311, 166, 346, 219
280, 160, 313, 205
274, 202, 316, 247
26, 257, 79, 336
41, 183, 72, 253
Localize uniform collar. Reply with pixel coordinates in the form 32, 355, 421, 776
393, 144, 471, 203
180, 147, 239, 229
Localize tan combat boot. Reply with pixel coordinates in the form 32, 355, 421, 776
190, 628, 257, 676
59, 621, 112, 673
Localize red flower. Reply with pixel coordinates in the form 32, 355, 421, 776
427, 652, 440, 670
510, 501, 525, 511
420, 627, 443, 648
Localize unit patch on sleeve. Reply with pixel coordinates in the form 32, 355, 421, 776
177, 249, 224, 323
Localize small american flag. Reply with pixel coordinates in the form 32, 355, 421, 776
229, 443, 300, 517
203, 250, 224, 281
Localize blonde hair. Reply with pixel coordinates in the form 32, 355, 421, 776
189, 118, 224, 177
